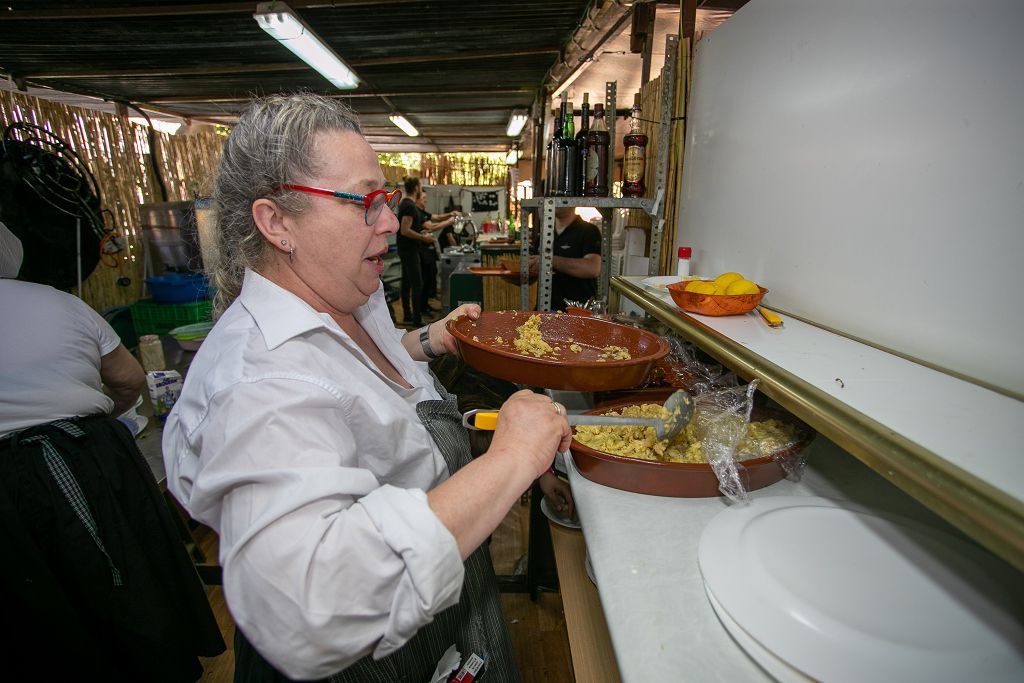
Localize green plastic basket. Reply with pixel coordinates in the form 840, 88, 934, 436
131, 299, 213, 336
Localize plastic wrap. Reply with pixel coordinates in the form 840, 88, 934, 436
689, 379, 759, 503
642, 334, 740, 394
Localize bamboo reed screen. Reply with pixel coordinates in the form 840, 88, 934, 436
0, 90, 224, 313
420, 153, 510, 187
623, 36, 690, 276
480, 250, 536, 311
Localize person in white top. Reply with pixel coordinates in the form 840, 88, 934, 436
0, 221, 226, 680
161, 93, 572, 682
0, 222, 145, 437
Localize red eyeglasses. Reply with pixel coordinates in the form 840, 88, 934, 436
271, 183, 402, 226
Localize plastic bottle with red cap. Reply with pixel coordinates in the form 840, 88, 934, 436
676, 246, 693, 278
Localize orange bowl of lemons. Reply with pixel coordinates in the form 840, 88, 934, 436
666, 272, 767, 316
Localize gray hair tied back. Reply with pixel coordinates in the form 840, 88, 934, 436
209, 92, 361, 315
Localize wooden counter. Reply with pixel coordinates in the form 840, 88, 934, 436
548, 521, 622, 683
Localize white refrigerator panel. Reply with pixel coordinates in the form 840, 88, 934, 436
678, 0, 1024, 395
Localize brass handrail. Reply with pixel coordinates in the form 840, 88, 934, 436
612, 276, 1024, 573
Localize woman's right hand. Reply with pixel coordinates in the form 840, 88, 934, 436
488, 390, 572, 478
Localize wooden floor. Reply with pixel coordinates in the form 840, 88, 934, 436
193, 492, 574, 682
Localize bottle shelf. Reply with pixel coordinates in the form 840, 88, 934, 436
521, 196, 655, 212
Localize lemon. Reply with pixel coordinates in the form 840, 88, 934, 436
685, 281, 717, 294
725, 279, 760, 295
713, 272, 744, 290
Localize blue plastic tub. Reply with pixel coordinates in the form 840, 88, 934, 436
145, 273, 210, 304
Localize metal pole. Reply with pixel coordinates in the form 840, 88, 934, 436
75, 217, 82, 298
538, 199, 556, 311
648, 34, 679, 277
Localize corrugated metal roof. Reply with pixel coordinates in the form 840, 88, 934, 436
0, 0, 599, 152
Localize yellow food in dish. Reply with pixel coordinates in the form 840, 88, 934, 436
599, 345, 632, 361
513, 314, 554, 357
724, 279, 759, 295
574, 404, 798, 464
685, 280, 717, 294
713, 272, 744, 290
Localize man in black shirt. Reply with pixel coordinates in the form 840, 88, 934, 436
529, 207, 602, 311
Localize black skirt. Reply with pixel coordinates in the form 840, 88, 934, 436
0, 414, 225, 681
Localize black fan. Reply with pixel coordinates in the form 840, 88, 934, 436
0, 122, 106, 289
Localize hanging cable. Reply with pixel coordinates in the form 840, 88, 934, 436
123, 102, 169, 202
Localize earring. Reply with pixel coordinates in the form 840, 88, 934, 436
280, 239, 288, 245
288, 246, 295, 262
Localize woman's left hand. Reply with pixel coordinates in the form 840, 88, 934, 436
428, 303, 481, 356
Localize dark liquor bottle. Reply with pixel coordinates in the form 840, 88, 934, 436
622, 93, 648, 198
582, 103, 610, 197
545, 109, 562, 196
574, 93, 590, 196
560, 100, 577, 197
552, 99, 569, 196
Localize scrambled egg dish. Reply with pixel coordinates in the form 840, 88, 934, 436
598, 345, 631, 361
513, 314, 554, 357
511, 315, 634, 360
574, 403, 798, 464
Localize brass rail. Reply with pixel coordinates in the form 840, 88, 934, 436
612, 276, 1024, 573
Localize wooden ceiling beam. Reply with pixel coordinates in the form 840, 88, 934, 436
146, 87, 534, 104
0, 1, 405, 20
359, 105, 515, 116
22, 47, 559, 79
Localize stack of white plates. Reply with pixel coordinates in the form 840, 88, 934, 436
698, 497, 1024, 682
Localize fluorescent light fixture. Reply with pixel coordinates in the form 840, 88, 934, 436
506, 109, 529, 137
389, 114, 419, 137
254, 2, 359, 90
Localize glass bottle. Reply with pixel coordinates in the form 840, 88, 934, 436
574, 93, 590, 196
139, 334, 166, 372
559, 100, 577, 197
622, 93, 648, 198
582, 103, 610, 197
552, 99, 569, 196
545, 109, 562, 196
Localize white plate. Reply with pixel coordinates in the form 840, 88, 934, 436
698, 496, 1024, 683
540, 497, 581, 529
704, 583, 811, 683
640, 275, 685, 293
116, 413, 149, 438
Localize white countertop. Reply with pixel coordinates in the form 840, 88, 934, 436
567, 433, 1019, 682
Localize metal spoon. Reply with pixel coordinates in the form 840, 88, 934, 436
462, 390, 695, 441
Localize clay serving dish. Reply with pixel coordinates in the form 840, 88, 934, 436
468, 266, 512, 276
447, 310, 669, 391
564, 306, 593, 317
570, 391, 815, 497
667, 281, 768, 316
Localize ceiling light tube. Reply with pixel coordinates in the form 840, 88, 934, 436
254, 2, 359, 90
389, 114, 419, 137
506, 109, 529, 137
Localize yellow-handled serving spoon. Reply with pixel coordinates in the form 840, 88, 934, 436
462, 390, 695, 441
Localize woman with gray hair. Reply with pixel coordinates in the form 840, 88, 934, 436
162, 93, 571, 682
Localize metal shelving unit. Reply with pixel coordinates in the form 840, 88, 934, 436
520, 34, 679, 312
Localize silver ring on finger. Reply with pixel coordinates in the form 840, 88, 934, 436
552, 401, 562, 417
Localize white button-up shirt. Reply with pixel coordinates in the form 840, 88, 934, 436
162, 270, 464, 680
